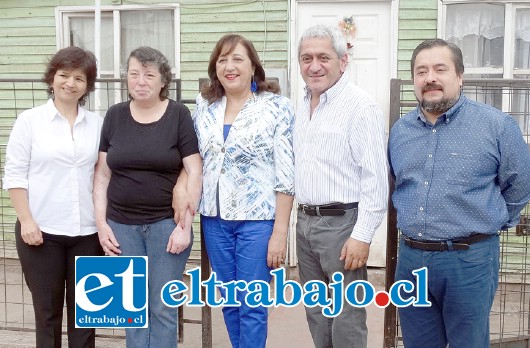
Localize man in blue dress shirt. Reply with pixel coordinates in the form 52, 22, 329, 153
388, 38, 530, 348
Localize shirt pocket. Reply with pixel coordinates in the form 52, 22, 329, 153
445, 152, 476, 186
316, 127, 348, 165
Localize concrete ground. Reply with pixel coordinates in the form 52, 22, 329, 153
0, 267, 386, 348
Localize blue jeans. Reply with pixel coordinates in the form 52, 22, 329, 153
201, 215, 274, 348
108, 218, 193, 348
396, 234, 499, 348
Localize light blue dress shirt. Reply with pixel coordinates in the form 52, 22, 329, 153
389, 94, 530, 241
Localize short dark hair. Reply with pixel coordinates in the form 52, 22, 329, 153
42, 47, 97, 106
410, 38, 464, 78
201, 34, 280, 104
126, 46, 172, 100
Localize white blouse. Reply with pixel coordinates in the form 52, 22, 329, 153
3, 99, 103, 236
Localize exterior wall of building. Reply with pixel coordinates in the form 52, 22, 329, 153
0, 0, 289, 261
397, 0, 438, 79
0, 0, 289, 100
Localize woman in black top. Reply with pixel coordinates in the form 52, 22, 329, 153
93, 46, 202, 348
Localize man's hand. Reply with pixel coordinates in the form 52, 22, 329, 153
340, 238, 370, 270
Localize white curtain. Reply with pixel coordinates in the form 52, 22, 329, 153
70, 11, 175, 76
70, 17, 114, 74
121, 11, 175, 72
446, 4, 530, 135
68, 10, 176, 108
514, 9, 530, 135
446, 3, 505, 69
515, 9, 530, 70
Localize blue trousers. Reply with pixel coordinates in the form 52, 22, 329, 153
201, 215, 274, 348
396, 234, 499, 348
108, 218, 192, 348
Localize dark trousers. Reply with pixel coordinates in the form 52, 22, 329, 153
15, 220, 103, 348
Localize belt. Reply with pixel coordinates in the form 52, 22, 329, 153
298, 202, 358, 216
402, 233, 493, 251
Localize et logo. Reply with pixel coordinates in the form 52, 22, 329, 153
75, 256, 148, 328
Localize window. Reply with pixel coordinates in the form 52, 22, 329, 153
56, 5, 180, 111
442, 1, 530, 134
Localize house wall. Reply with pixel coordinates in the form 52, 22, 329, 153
0, 0, 290, 102
0, 0, 289, 260
397, 0, 438, 79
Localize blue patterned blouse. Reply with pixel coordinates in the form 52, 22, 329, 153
193, 91, 295, 220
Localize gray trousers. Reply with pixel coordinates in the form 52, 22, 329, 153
296, 208, 368, 348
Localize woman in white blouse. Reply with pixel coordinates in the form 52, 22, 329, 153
3, 47, 102, 347
181, 34, 295, 348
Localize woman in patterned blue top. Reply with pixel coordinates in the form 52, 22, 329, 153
182, 34, 295, 347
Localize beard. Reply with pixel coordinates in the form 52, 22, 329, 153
418, 82, 459, 114
420, 97, 458, 114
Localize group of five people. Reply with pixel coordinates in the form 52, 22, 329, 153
3, 23, 530, 348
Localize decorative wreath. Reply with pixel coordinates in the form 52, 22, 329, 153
339, 15, 356, 49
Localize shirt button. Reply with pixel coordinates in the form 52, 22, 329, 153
418, 233, 423, 237
424, 181, 429, 185
428, 154, 433, 158
220, 168, 226, 174
419, 207, 424, 211
432, 129, 436, 133
221, 147, 225, 153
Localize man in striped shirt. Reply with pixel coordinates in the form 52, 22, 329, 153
294, 24, 388, 348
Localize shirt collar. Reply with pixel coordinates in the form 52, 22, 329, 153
417, 93, 466, 125
304, 72, 348, 104
46, 98, 86, 124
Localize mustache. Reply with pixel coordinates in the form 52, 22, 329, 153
423, 83, 443, 92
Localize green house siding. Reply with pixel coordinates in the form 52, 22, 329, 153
0, 0, 289, 142
397, 0, 439, 79
0, 0, 289, 252
0, 0, 289, 147
179, 0, 289, 101
0, 0, 289, 97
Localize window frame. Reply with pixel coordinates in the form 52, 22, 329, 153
439, 0, 530, 78
439, 1, 530, 114
55, 4, 182, 79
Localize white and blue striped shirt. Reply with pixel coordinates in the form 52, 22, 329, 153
294, 73, 389, 243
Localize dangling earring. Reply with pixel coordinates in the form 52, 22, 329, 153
250, 76, 258, 92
